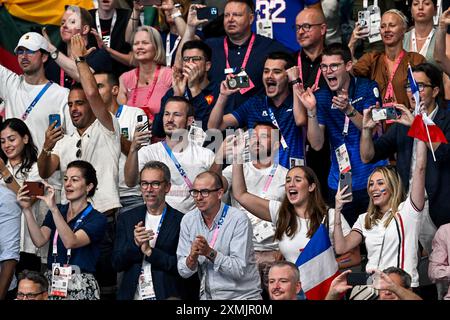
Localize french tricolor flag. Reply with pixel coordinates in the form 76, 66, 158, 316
295, 224, 339, 300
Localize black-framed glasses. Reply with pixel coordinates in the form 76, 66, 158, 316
189, 188, 221, 198
76, 139, 82, 158
16, 49, 38, 56
404, 82, 433, 93
182, 56, 205, 63
16, 291, 46, 300
140, 180, 165, 189
319, 62, 345, 73
293, 23, 324, 32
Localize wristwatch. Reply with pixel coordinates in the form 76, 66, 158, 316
74, 56, 86, 64
50, 49, 59, 60
346, 107, 357, 118
208, 249, 216, 260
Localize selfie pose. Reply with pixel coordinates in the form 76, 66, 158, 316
17, 160, 107, 300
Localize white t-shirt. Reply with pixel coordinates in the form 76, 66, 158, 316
138, 141, 215, 213
0, 65, 74, 150
223, 162, 288, 251
53, 117, 121, 213
353, 196, 422, 287
269, 200, 351, 263
116, 105, 146, 198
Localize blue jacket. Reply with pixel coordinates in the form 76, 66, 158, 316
112, 204, 199, 300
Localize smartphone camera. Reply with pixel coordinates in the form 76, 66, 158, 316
227, 75, 250, 89
358, 10, 370, 29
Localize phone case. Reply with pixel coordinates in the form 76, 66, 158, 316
49, 114, 61, 128
339, 172, 353, 200
24, 181, 45, 197
197, 7, 218, 20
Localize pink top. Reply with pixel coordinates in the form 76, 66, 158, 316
121, 66, 172, 118
429, 223, 450, 300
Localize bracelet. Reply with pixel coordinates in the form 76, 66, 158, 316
42, 147, 53, 156
289, 78, 302, 86
171, 11, 182, 19
307, 112, 316, 118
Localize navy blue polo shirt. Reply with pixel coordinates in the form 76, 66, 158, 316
232, 94, 304, 168
205, 34, 291, 112
43, 203, 107, 273
315, 76, 387, 191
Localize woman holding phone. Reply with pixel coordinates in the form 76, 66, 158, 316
17, 160, 107, 300
0, 118, 47, 272
333, 139, 428, 289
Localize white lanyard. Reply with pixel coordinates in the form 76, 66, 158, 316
95, 10, 117, 48
166, 35, 181, 67
411, 28, 435, 57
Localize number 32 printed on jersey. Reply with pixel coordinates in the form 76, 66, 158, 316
256, 0, 286, 23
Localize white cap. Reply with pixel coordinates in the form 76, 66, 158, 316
14, 32, 49, 54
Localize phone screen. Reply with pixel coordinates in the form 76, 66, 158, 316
49, 114, 61, 128
347, 273, 372, 286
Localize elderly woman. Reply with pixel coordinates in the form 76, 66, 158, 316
350, 9, 426, 109
118, 26, 172, 119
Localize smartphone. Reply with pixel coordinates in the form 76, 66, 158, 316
196, 7, 219, 21
339, 171, 353, 201
139, 0, 162, 6
385, 107, 401, 120
136, 115, 151, 146
347, 272, 372, 286
24, 181, 45, 197
371, 108, 387, 121
49, 114, 61, 129
357, 10, 370, 32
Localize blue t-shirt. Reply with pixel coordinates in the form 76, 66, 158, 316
43, 203, 107, 273
315, 76, 387, 191
232, 94, 304, 168
252, 0, 320, 51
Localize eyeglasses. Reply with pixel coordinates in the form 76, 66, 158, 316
293, 23, 324, 33
16, 49, 38, 56
182, 56, 205, 63
189, 188, 221, 198
76, 139, 82, 158
140, 180, 165, 189
404, 82, 434, 92
16, 291, 46, 300
319, 62, 345, 72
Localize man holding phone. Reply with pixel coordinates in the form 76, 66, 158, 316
298, 43, 386, 226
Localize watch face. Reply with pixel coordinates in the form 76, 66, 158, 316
51, 51, 58, 60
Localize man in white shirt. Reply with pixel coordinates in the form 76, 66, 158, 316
222, 122, 287, 298
124, 96, 217, 214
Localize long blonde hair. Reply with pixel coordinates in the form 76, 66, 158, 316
132, 26, 166, 66
364, 166, 406, 230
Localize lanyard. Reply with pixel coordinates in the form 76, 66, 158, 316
297, 52, 322, 89
261, 163, 278, 197
265, 97, 288, 149
21, 82, 52, 120
162, 141, 193, 189
95, 10, 117, 48
166, 35, 181, 67
155, 206, 167, 238
52, 204, 94, 264
132, 65, 161, 107
60, 69, 75, 88
342, 77, 357, 136
411, 28, 434, 57
383, 50, 405, 103
224, 33, 256, 70
209, 205, 229, 248
115, 104, 123, 118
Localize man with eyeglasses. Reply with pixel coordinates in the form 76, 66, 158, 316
152, 40, 221, 138
180, 0, 290, 112
16, 270, 48, 300
113, 161, 199, 300
298, 43, 386, 226
37, 34, 121, 299
360, 62, 450, 258
124, 96, 217, 214
0, 32, 73, 152
177, 171, 261, 300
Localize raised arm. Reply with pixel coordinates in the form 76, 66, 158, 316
360, 108, 377, 163
124, 127, 151, 187
0, 158, 20, 194
298, 86, 325, 150
287, 66, 306, 127
125, 1, 143, 44
71, 34, 114, 132
409, 139, 427, 211
37, 123, 62, 179
434, 8, 450, 75
207, 79, 239, 130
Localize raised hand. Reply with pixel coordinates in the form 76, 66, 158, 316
187, 4, 208, 28
362, 107, 378, 130
36, 181, 57, 210
391, 104, 414, 127
43, 122, 64, 152
298, 86, 317, 112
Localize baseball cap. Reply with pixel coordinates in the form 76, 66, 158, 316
14, 32, 49, 54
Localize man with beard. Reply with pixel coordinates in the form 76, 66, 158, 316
268, 261, 301, 300
298, 43, 386, 226
221, 122, 287, 299
124, 96, 217, 214
208, 51, 306, 169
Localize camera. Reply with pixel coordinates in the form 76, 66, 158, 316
358, 10, 370, 29
227, 75, 250, 89
371, 107, 401, 121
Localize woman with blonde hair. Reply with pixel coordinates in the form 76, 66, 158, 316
118, 25, 172, 119
333, 139, 428, 289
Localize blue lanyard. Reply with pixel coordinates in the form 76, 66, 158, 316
115, 104, 123, 118
21, 82, 52, 120
210, 205, 229, 248
162, 141, 193, 189
155, 206, 167, 235
265, 97, 288, 150
72, 204, 94, 231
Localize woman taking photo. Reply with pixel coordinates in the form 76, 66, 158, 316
17, 160, 107, 300
350, 9, 426, 108
333, 138, 427, 289
232, 160, 360, 269
118, 25, 172, 119
0, 118, 46, 272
